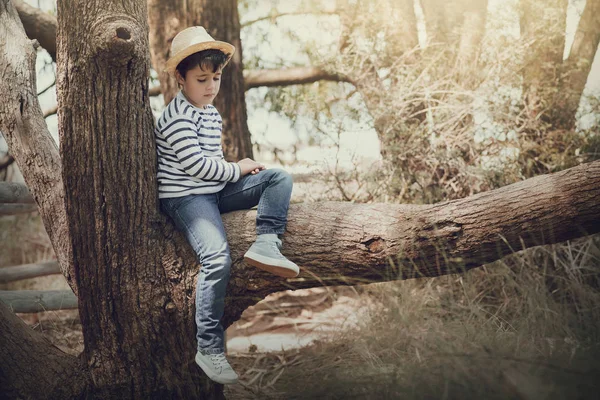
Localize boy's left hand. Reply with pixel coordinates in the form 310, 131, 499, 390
250, 165, 266, 175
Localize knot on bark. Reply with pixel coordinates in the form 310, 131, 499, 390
91, 14, 141, 65
361, 236, 385, 253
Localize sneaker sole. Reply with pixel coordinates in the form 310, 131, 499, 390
244, 251, 300, 278
195, 353, 239, 385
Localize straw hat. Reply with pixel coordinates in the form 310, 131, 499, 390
164, 26, 235, 74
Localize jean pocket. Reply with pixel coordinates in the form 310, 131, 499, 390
160, 196, 189, 214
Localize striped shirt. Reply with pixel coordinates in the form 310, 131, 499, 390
154, 91, 241, 198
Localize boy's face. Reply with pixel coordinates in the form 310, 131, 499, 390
176, 64, 222, 108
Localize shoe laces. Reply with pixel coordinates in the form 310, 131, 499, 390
210, 353, 231, 371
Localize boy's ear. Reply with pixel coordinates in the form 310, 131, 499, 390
175, 70, 185, 85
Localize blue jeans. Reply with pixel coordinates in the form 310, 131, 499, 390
160, 168, 293, 354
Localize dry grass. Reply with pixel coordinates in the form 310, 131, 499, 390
226, 235, 600, 399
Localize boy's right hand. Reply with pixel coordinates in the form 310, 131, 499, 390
237, 158, 265, 175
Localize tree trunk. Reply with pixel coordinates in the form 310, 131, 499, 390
419, 0, 488, 81
8, 158, 600, 315
0, 0, 76, 294
56, 0, 221, 397
148, 0, 253, 162
519, 0, 568, 126
456, 1, 488, 74
558, 0, 600, 129
421, 0, 470, 46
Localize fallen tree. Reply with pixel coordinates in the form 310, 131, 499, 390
0, 289, 77, 313
1, 0, 599, 398
0, 182, 33, 203
0, 261, 61, 284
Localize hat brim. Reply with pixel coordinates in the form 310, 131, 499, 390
164, 41, 235, 74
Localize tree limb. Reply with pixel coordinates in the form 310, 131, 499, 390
43, 104, 58, 117
244, 67, 350, 89
13, 0, 57, 62
241, 10, 338, 28
0, 302, 89, 398
148, 85, 161, 97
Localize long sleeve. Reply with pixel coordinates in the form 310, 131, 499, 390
159, 109, 241, 183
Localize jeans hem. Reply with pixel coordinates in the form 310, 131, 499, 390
256, 229, 285, 235
198, 347, 225, 355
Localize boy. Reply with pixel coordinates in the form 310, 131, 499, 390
156, 26, 300, 384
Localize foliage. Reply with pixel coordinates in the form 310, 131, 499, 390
242, 0, 599, 205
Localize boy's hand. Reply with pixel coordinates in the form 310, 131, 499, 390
238, 158, 266, 175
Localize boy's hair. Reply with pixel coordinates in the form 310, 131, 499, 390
176, 49, 229, 78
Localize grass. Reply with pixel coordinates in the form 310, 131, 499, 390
225, 234, 600, 399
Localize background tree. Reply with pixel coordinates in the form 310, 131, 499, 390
148, 0, 253, 161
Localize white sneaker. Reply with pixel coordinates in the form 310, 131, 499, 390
244, 234, 300, 278
194, 351, 239, 384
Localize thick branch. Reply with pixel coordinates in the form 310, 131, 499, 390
0, 0, 76, 294
13, 0, 57, 62
43, 104, 58, 118
244, 67, 350, 89
241, 10, 338, 27
148, 67, 350, 97
0, 261, 61, 283
16, 157, 599, 316
0, 302, 90, 399
221, 160, 600, 320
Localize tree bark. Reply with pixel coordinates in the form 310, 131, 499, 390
0, 301, 91, 399
559, 0, 600, 129
223, 160, 600, 298
0, 0, 76, 294
13, 0, 57, 62
56, 0, 223, 397
148, 0, 253, 162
